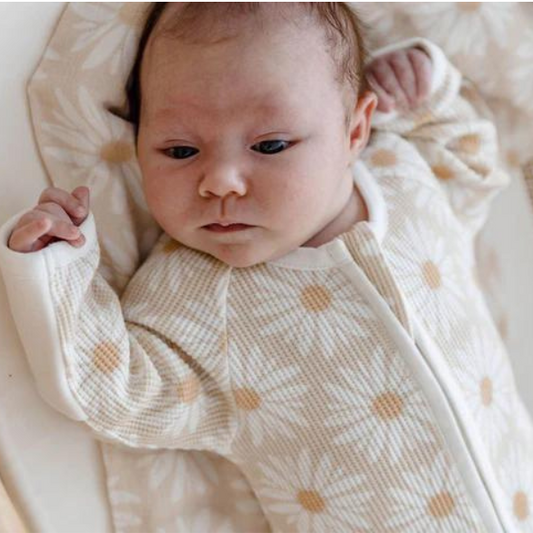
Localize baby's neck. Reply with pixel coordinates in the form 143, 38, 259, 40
302, 185, 368, 248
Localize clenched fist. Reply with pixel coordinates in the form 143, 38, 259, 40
8, 186, 90, 253
366, 47, 433, 113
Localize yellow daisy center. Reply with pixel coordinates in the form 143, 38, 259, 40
422, 260, 442, 290
100, 140, 133, 164
432, 165, 455, 181
93, 341, 121, 374
372, 391, 404, 420
514, 491, 530, 521
428, 490, 456, 518
297, 490, 326, 513
480, 377, 493, 406
234, 387, 262, 411
300, 284, 332, 312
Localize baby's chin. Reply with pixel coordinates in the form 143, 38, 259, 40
207, 245, 273, 269
210, 241, 303, 268
177, 236, 266, 268
199, 240, 288, 269
176, 229, 300, 268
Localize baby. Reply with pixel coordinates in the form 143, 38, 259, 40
2, 3, 533, 532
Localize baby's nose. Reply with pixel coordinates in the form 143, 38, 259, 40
199, 166, 248, 198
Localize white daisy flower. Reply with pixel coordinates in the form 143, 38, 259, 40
155, 294, 227, 362
324, 345, 437, 464
364, 134, 437, 192
230, 343, 308, 447
462, 236, 508, 329
230, 475, 271, 518
42, 86, 145, 216
124, 251, 223, 334
70, 3, 143, 76
512, 28, 533, 114
257, 448, 371, 532
384, 217, 468, 338
409, 3, 514, 57
105, 473, 143, 531
250, 267, 373, 356
497, 437, 533, 532
363, 136, 456, 230
387, 449, 485, 532
134, 449, 220, 502
472, 237, 501, 298
453, 326, 514, 456
392, 171, 456, 233
165, 508, 234, 533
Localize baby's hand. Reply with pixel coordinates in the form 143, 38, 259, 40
366, 47, 432, 113
8, 186, 90, 253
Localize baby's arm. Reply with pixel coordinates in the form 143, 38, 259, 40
366, 38, 509, 238
0, 190, 235, 453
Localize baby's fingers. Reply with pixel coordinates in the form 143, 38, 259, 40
407, 48, 432, 103
70, 186, 90, 225
38, 186, 86, 222
367, 72, 396, 112
369, 58, 409, 110
8, 216, 82, 253
8, 218, 50, 253
389, 52, 418, 107
46, 217, 83, 243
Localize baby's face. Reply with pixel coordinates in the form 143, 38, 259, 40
137, 6, 375, 268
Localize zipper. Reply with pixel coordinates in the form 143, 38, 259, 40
332, 252, 509, 532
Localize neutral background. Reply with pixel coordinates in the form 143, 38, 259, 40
0, 4, 112, 533
1, 3, 532, 533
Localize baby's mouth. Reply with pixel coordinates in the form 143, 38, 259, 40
203, 223, 254, 233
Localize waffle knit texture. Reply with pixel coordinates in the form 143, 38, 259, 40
1, 38, 532, 533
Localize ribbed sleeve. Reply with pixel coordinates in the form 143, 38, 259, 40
0, 212, 237, 453
369, 37, 510, 237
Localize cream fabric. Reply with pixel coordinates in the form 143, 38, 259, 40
0, 475, 28, 533
354, 3, 533, 396
2, 33, 533, 532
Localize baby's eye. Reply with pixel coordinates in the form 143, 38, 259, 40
252, 140, 290, 155
164, 146, 199, 159
163, 140, 291, 160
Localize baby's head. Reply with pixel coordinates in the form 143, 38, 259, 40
127, 2, 377, 267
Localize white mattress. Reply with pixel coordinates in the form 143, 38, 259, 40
0, 4, 112, 532
0, 3, 532, 533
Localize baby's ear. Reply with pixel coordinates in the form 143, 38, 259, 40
348, 91, 378, 159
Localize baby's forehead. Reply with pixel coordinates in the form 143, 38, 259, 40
148, 92, 304, 128
139, 5, 346, 128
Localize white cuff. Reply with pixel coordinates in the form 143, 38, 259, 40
0, 209, 97, 421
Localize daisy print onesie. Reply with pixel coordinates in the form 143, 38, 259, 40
1, 38, 533, 533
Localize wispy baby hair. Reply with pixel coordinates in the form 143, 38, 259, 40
124, 2, 371, 140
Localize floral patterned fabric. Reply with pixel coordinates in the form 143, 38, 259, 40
16, 2, 533, 532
